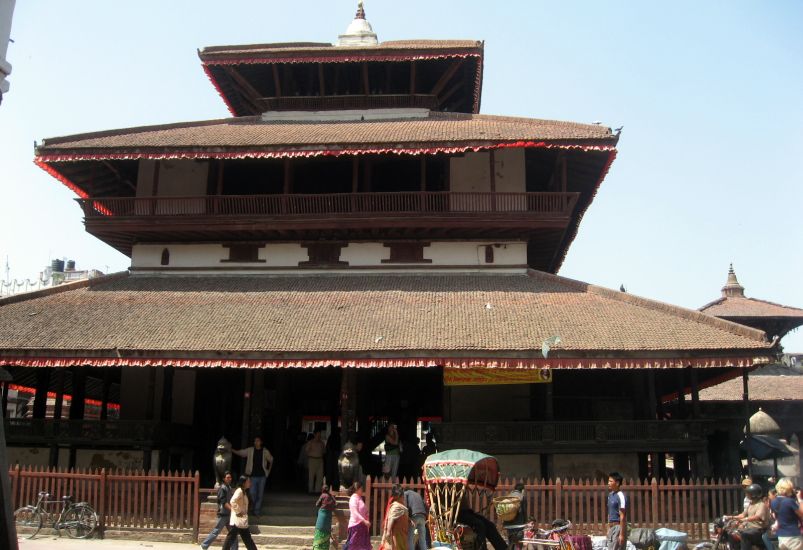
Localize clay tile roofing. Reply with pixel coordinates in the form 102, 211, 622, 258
700, 296, 803, 319
0, 270, 773, 369
698, 369, 803, 401
198, 40, 484, 60
35, 112, 616, 159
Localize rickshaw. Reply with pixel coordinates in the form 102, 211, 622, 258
423, 449, 500, 550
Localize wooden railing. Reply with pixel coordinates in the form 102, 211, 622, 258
76, 192, 579, 219
433, 420, 714, 453
7, 465, 200, 536
367, 476, 742, 540
4, 418, 195, 447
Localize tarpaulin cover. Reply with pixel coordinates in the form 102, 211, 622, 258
423, 449, 499, 489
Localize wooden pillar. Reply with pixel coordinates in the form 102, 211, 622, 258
52, 368, 66, 420
100, 368, 112, 421
544, 379, 554, 421
250, 371, 265, 440
160, 366, 174, 423
68, 367, 87, 420
240, 371, 253, 448
32, 369, 51, 419
489, 150, 497, 212
647, 370, 658, 419
363, 157, 372, 192
340, 368, 357, 446
742, 368, 753, 476
143, 367, 157, 471
0, 369, 15, 550
689, 367, 700, 418
676, 369, 687, 419
0, 380, 8, 418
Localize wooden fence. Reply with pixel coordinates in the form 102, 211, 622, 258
7, 465, 200, 538
367, 476, 743, 540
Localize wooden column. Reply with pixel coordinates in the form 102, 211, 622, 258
68, 367, 87, 420
143, 367, 157, 471
160, 366, 174, 423
689, 367, 700, 418
647, 370, 658, 419
676, 369, 687, 419
52, 368, 66, 420
340, 368, 357, 446
250, 371, 265, 440
240, 371, 253, 448
32, 369, 51, 419
0, 369, 15, 550
0, 380, 8, 418
742, 368, 753, 476
100, 368, 112, 421
489, 150, 497, 212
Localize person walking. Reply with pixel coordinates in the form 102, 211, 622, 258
383, 424, 401, 480
345, 481, 372, 550
200, 471, 238, 550
313, 484, 338, 550
232, 436, 273, 517
306, 429, 327, 494
606, 472, 628, 550
221, 476, 258, 550
771, 478, 802, 550
404, 488, 428, 550
381, 484, 410, 550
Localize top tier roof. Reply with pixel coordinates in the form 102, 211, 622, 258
199, 39, 485, 116
699, 265, 803, 340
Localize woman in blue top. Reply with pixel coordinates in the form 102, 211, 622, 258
772, 478, 803, 550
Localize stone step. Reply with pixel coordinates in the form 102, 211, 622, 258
253, 513, 320, 526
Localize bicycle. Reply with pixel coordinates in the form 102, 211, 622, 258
14, 491, 99, 539
509, 519, 575, 550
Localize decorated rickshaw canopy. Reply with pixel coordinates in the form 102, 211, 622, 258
423, 449, 499, 490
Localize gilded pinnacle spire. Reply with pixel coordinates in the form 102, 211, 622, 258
356, 1, 366, 20
722, 263, 745, 298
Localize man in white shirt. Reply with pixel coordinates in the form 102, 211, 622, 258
233, 436, 273, 517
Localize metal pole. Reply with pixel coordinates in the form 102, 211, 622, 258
0, 368, 18, 550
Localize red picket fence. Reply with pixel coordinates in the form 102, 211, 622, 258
7, 465, 200, 537
367, 476, 742, 540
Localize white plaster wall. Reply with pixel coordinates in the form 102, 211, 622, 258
263, 243, 309, 267
133, 244, 229, 268
133, 241, 527, 269
494, 148, 526, 193
0, 0, 15, 94
340, 243, 390, 265
424, 242, 527, 266
171, 370, 195, 425
450, 384, 530, 421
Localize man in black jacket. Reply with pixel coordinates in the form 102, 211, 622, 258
200, 471, 238, 550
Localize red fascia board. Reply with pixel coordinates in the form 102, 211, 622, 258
0, 355, 769, 370
36, 142, 617, 198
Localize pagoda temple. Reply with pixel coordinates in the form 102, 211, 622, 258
0, 4, 777, 482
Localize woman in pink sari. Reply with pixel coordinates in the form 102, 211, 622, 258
346, 481, 372, 550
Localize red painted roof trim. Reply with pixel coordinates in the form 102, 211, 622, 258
202, 51, 481, 66
0, 355, 768, 370
201, 62, 238, 117
34, 158, 88, 199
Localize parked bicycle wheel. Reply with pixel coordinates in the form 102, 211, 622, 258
14, 505, 43, 539
62, 504, 98, 539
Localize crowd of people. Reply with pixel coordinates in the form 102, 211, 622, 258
725, 476, 803, 550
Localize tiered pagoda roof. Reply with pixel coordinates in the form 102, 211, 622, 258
0, 270, 773, 369
700, 265, 803, 340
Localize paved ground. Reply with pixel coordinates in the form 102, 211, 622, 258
18, 536, 195, 549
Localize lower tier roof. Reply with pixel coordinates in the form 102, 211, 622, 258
0, 270, 773, 369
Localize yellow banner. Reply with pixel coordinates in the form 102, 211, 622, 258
444, 367, 552, 386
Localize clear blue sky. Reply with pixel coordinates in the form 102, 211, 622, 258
1, 1, 801, 351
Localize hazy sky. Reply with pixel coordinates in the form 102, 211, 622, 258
1, 1, 801, 351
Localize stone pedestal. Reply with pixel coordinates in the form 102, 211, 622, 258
198, 494, 219, 543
